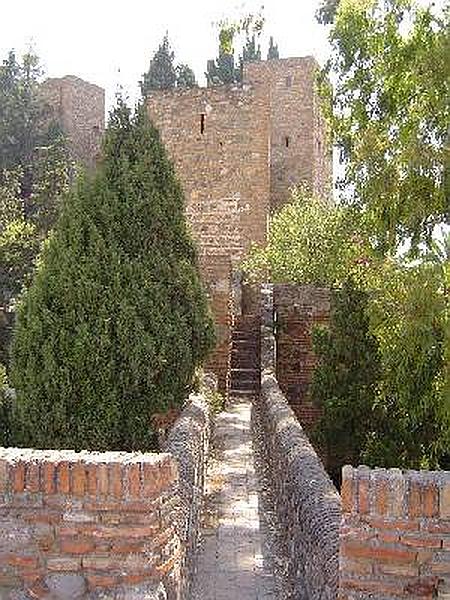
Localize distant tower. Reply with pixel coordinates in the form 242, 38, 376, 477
40, 75, 105, 168
244, 57, 332, 209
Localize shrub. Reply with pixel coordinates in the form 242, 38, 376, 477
11, 101, 215, 451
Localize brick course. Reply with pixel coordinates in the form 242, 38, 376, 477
0, 377, 214, 600
339, 466, 450, 599
273, 283, 331, 429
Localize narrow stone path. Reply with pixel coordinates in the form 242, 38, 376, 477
189, 395, 277, 600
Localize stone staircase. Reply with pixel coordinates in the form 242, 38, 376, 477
229, 314, 261, 396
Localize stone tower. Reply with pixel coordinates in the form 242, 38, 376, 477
147, 57, 332, 389
244, 57, 332, 209
40, 75, 105, 168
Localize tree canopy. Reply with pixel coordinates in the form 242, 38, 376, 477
11, 101, 215, 451
318, 0, 449, 252
244, 189, 450, 471
140, 35, 197, 95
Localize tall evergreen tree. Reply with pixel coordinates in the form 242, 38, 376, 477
176, 63, 197, 88
311, 279, 381, 483
0, 51, 44, 179
241, 35, 262, 62
11, 101, 215, 451
140, 35, 177, 95
267, 36, 280, 60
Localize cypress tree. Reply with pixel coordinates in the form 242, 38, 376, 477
140, 35, 177, 95
311, 278, 380, 483
11, 100, 215, 451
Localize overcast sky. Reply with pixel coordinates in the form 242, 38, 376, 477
1, 0, 331, 110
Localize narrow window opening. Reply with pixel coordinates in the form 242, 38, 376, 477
285, 75, 292, 87
200, 114, 205, 134
285, 136, 290, 148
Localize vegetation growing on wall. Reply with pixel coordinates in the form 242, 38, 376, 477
11, 100, 215, 452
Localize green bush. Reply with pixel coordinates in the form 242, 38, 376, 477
0, 363, 12, 446
11, 101, 215, 451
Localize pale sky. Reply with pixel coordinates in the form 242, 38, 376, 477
1, 0, 331, 110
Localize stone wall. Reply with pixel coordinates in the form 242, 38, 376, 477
340, 466, 450, 599
244, 57, 332, 209
40, 75, 105, 169
147, 84, 270, 392
260, 284, 341, 598
0, 380, 213, 600
273, 284, 330, 429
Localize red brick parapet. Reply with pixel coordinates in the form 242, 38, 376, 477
0, 377, 215, 599
0, 448, 179, 597
339, 465, 450, 599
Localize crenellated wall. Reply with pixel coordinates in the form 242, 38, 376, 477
340, 466, 450, 599
0, 377, 214, 600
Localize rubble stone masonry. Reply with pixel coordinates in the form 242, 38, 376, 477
273, 284, 330, 429
244, 57, 332, 209
40, 75, 105, 168
147, 83, 271, 391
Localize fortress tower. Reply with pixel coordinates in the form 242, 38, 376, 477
147, 57, 332, 390
40, 75, 105, 168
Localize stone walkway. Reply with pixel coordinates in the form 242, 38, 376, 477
189, 395, 277, 600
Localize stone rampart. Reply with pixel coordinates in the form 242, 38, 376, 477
273, 284, 330, 429
260, 284, 341, 598
339, 466, 450, 599
0, 378, 213, 600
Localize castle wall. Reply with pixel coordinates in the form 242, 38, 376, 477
244, 57, 332, 209
273, 284, 330, 429
340, 466, 450, 598
40, 76, 105, 169
0, 381, 214, 600
147, 84, 271, 390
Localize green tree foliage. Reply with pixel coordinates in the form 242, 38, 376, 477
140, 35, 197, 95
11, 101, 215, 452
0, 51, 45, 180
206, 10, 265, 86
311, 279, 381, 482
364, 256, 450, 469
267, 36, 280, 60
241, 35, 262, 62
243, 189, 373, 287
0, 363, 12, 446
140, 35, 176, 94
176, 63, 197, 88
0, 51, 73, 312
245, 192, 449, 470
317, 0, 341, 24
319, 0, 449, 252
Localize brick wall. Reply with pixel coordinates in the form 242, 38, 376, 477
0, 379, 213, 600
40, 75, 105, 169
340, 466, 450, 599
260, 284, 342, 598
273, 284, 330, 429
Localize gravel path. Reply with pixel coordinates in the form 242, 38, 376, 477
189, 395, 279, 600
